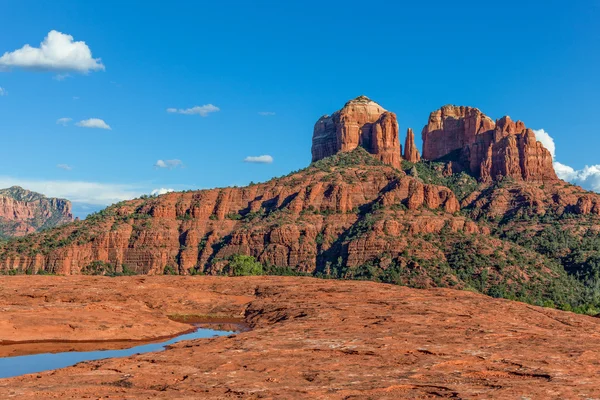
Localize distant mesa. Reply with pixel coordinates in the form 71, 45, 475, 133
0, 186, 73, 238
312, 97, 557, 183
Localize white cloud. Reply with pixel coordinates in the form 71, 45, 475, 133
154, 159, 183, 169
530, 129, 600, 193
76, 118, 111, 130
56, 164, 72, 171
151, 188, 175, 196
0, 30, 105, 73
554, 162, 600, 192
56, 117, 72, 126
0, 177, 144, 206
244, 155, 273, 164
0, 87, 6, 96
258, 111, 276, 116
166, 104, 219, 117
533, 129, 555, 159
72, 96, 80, 100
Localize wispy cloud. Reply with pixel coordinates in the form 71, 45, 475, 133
0, 87, 6, 96
53, 73, 70, 81
0, 30, 105, 73
56, 117, 72, 126
0, 177, 143, 206
76, 118, 111, 130
166, 104, 220, 117
56, 164, 73, 171
258, 111, 276, 116
154, 159, 183, 169
151, 188, 175, 196
244, 155, 273, 164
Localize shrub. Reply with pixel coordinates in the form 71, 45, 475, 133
163, 265, 178, 275
81, 261, 116, 276
227, 254, 263, 276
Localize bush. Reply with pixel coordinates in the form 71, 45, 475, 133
82, 261, 115, 276
163, 265, 178, 275
227, 255, 263, 276
82, 261, 137, 277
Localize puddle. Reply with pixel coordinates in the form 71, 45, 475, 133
0, 325, 235, 379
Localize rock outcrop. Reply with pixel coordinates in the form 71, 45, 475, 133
0, 186, 73, 238
421, 105, 557, 182
3, 276, 600, 399
403, 128, 421, 163
311, 96, 402, 169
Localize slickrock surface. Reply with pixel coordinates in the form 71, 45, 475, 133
0, 276, 599, 399
311, 96, 402, 168
422, 105, 557, 182
0, 186, 72, 238
0, 276, 251, 355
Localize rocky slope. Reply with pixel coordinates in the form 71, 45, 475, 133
2, 276, 600, 399
0, 186, 73, 238
2, 97, 600, 311
422, 105, 558, 182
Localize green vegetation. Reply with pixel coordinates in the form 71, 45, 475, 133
81, 261, 138, 277
401, 160, 479, 201
163, 265, 178, 275
225, 255, 264, 276
309, 147, 386, 173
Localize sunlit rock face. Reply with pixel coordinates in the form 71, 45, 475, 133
311, 95, 402, 169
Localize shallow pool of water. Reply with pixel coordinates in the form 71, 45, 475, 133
0, 327, 232, 379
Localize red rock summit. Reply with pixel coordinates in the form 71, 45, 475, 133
311, 96, 402, 169
422, 105, 558, 182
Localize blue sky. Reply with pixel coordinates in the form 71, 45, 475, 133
0, 1, 599, 217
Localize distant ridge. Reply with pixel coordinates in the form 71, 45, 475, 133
0, 186, 73, 238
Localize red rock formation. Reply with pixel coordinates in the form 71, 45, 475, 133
0, 186, 73, 238
403, 128, 421, 163
0, 151, 464, 275
421, 105, 557, 182
311, 96, 402, 169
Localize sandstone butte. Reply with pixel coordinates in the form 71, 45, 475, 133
0, 186, 73, 238
422, 105, 558, 182
1, 276, 600, 399
2, 96, 600, 286
311, 95, 403, 169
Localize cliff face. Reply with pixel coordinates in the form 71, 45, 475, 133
422, 105, 557, 182
311, 96, 402, 169
0, 187, 73, 238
